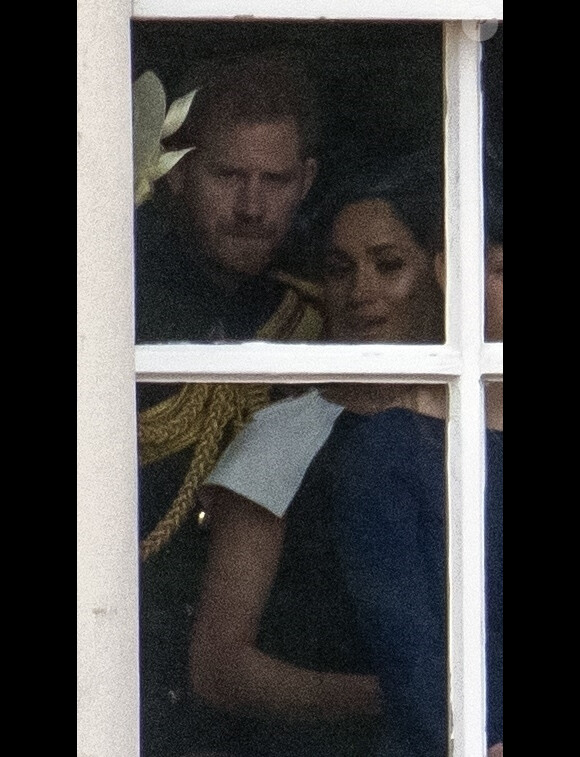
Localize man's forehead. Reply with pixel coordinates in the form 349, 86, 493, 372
202, 118, 301, 151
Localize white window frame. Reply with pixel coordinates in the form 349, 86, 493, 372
77, 3, 503, 756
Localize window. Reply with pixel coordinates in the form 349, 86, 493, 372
77, 3, 503, 756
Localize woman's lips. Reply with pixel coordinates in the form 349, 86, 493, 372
351, 315, 390, 330
340, 315, 393, 339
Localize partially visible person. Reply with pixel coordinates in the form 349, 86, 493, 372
482, 178, 503, 757
189, 160, 446, 756
485, 240, 503, 342
134, 50, 324, 757
484, 184, 503, 345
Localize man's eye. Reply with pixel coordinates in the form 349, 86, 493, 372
211, 167, 239, 180
265, 173, 292, 185
376, 257, 404, 274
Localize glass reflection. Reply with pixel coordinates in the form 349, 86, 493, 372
132, 20, 443, 345
139, 381, 452, 757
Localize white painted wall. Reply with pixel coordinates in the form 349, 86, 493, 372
77, 3, 502, 755
77, 1, 138, 754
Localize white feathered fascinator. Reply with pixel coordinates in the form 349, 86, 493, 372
132, 70, 198, 207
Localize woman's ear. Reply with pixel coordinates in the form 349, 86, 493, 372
434, 252, 445, 292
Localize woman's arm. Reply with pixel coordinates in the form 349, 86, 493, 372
189, 484, 381, 722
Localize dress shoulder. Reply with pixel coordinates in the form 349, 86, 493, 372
206, 389, 344, 517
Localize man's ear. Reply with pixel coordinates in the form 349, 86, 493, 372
300, 158, 318, 201
165, 159, 186, 197
434, 252, 446, 292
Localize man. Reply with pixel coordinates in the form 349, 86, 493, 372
135, 51, 324, 757
136, 50, 321, 344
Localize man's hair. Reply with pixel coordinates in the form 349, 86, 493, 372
166, 49, 320, 158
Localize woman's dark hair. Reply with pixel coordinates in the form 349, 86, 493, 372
307, 150, 444, 277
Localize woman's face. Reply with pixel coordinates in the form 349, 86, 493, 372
323, 198, 440, 342
485, 243, 503, 341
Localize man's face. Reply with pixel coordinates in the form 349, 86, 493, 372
176, 118, 316, 275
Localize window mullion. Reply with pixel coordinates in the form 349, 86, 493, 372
132, 0, 504, 21
135, 342, 462, 382
481, 341, 503, 380
444, 20, 488, 757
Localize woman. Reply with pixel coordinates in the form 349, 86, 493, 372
186, 161, 447, 756
328, 209, 503, 756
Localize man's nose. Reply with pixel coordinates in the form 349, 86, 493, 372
236, 176, 264, 219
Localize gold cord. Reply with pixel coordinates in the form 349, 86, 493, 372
138, 275, 324, 561
139, 383, 271, 561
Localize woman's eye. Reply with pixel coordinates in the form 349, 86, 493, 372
324, 258, 352, 277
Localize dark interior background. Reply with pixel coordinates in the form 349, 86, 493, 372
131, 19, 502, 261
131, 21, 444, 202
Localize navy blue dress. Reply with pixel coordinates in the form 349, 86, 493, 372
329, 408, 503, 756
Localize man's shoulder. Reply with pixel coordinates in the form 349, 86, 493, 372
272, 271, 322, 301
259, 271, 324, 341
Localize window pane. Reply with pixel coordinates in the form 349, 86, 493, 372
138, 380, 454, 757
483, 23, 503, 344
484, 379, 503, 750
132, 20, 444, 345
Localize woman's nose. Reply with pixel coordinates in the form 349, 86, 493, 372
348, 265, 378, 305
